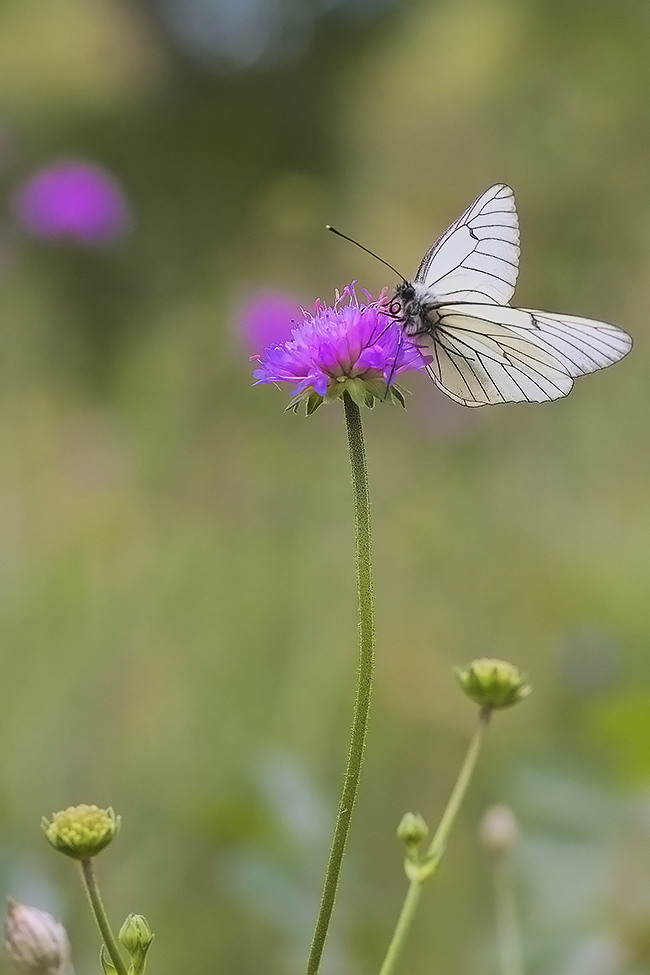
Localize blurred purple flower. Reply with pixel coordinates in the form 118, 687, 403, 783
13, 160, 129, 245
239, 291, 303, 353
252, 283, 431, 411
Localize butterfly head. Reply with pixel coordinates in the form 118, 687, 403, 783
393, 281, 431, 335
395, 281, 415, 302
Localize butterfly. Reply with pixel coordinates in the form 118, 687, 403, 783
392, 184, 633, 406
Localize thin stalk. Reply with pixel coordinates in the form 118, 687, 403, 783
79, 859, 129, 975
305, 393, 376, 975
425, 706, 491, 863
378, 708, 492, 975
377, 878, 423, 975
493, 855, 524, 975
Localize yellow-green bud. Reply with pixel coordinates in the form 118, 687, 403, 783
397, 812, 429, 850
454, 658, 531, 710
41, 804, 120, 860
4, 899, 72, 975
479, 804, 519, 855
119, 914, 153, 975
119, 914, 153, 954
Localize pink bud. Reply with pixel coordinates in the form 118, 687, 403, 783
4, 899, 72, 975
479, 804, 520, 855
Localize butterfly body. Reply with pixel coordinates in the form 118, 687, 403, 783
392, 184, 632, 406
394, 281, 443, 336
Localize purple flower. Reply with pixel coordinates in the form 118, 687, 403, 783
239, 290, 303, 353
252, 284, 431, 412
13, 160, 130, 245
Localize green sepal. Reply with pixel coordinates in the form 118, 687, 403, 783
284, 376, 410, 414
306, 393, 323, 415
100, 945, 118, 975
417, 851, 443, 882
388, 384, 407, 408
284, 392, 324, 415
130, 937, 153, 975
404, 857, 422, 882
404, 850, 443, 884
343, 378, 370, 409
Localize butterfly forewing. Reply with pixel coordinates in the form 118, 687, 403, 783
416, 184, 520, 304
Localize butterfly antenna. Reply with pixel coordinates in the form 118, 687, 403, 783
326, 225, 407, 282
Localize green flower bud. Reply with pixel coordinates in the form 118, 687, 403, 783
41, 804, 120, 861
454, 658, 531, 710
119, 915, 153, 975
397, 812, 429, 850
4, 898, 72, 975
479, 804, 520, 855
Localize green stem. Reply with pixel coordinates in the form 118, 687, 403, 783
378, 878, 423, 975
493, 855, 524, 975
425, 706, 491, 863
305, 393, 376, 975
79, 859, 129, 975
378, 708, 492, 975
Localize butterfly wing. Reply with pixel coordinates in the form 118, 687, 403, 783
425, 304, 632, 406
415, 184, 520, 305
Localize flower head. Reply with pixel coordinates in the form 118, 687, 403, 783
455, 658, 531, 711
252, 284, 431, 412
13, 160, 129, 245
41, 804, 120, 860
4, 899, 72, 975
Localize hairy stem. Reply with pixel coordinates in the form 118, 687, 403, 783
305, 393, 376, 975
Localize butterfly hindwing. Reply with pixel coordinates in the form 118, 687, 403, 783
415, 184, 520, 305
425, 304, 632, 406
517, 309, 634, 377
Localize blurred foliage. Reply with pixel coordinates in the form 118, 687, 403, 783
0, 2, 649, 975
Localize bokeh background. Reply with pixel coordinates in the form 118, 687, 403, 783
0, 2, 649, 975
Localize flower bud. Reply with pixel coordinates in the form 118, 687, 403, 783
479, 804, 520, 855
41, 805, 120, 860
118, 915, 153, 975
4, 899, 72, 975
397, 812, 429, 850
454, 658, 531, 710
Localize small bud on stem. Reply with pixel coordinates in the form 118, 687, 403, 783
118, 915, 153, 975
397, 813, 429, 851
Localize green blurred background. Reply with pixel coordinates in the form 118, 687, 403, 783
0, 1, 649, 975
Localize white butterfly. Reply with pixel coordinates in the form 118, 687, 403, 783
393, 184, 633, 406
